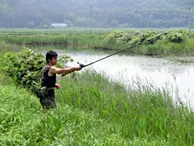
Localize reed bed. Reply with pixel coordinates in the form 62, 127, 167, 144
56, 70, 194, 145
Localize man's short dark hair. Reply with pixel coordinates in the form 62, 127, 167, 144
46, 50, 58, 63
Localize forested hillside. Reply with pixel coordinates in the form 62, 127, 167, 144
0, 0, 194, 28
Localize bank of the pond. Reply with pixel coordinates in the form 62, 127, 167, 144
1, 29, 194, 56
0, 32, 125, 51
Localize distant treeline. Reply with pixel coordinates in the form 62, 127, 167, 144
0, 0, 194, 28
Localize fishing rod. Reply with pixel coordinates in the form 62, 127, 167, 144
62, 32, 165, 76
77, 43, 139, 68
62, 43, 139, 77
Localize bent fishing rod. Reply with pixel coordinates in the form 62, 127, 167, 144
78, 43, 139, 68
76, 32, 164, 69
62, 43, 139, 77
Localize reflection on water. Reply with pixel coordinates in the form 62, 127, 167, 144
62, 52, 194, 108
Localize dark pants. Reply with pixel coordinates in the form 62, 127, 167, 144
39, 89, 56, 110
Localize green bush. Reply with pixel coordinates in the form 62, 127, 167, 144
4, 48, 45, 91
3, 47, 72, 93
104, 30, 126, 43
104, 29, 190, 46
164, 30, 189, 43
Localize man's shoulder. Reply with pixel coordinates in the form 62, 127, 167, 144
50, 66, 57, 70
49, 66, 58, 75
43, 65, 52, 70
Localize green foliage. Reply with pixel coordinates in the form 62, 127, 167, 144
117, 33, 132, 43
1, 29, 194, 57
4, 48, 45, 91
0, 34, 69, 45
3, 47, 72, 92
164, 30, 189, 43
56, 54, 73, 68
130, 31, 158, 45
104, 29, 190, 46
104, 30, 127, 43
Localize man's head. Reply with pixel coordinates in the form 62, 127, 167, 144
46, 50, 58, 65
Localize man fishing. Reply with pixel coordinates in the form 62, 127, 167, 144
38, 36, 157, 109
39, 50, 84, 109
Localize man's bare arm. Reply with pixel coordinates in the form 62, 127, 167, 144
49, 66, 81, 75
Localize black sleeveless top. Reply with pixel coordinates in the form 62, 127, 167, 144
41, 65, 56, 88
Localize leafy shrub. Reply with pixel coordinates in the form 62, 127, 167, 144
129, 32, 159, 45
117, 34, 132, 43
104, 30, 190, 46
164, 30, 189, 43
104, 30, 126, 43
4, 47, 72, 93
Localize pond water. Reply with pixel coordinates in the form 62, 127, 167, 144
39, 49, 194, 108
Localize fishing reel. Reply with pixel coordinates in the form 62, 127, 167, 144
77, 62, 86, 69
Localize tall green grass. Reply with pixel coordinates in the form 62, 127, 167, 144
0, 85, 127, 146
0, 42, 18, 85
56, 70, 194, 145
131, 38, 194, 56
